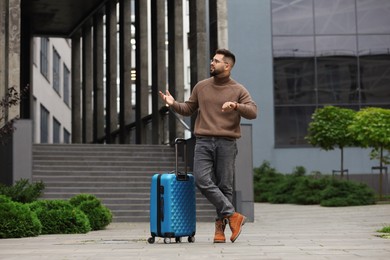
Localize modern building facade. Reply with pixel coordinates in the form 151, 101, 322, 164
32, 37, 72, 144
227, 0, 390, 177
1, 0, 389, 192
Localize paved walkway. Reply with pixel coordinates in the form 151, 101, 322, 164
1, 203, 389, 260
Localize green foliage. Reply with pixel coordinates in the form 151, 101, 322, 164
320, 179, 376, 206
29, 200, 91, 234
348, 107, 390, 166
378, 226, 390, 239
253, 161, 376, 207
268, 168, 306, 204
0, 195, 42, 238
253, 161, 284, 202
348, 107, 390, 149
292, 177, 331, 205
69, 194, 112, 231
378, 226, 390, 233
306, 106, 357, 150
0, 179, 45, 203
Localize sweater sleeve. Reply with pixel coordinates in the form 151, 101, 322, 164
170, 87, 199, 116
237, 88, 258, 120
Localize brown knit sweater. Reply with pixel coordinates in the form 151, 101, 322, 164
171, 76, 257, 139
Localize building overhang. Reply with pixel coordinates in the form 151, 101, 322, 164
23, 0, 109, 38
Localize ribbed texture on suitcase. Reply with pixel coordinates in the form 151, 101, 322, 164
169, 176, 196, 235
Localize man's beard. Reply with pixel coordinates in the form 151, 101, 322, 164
210, 67, 222, 77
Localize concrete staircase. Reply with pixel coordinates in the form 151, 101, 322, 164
32, 144, 215, 222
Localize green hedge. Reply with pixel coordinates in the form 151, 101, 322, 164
0, 195, 42, 238
0, 180, 113, 238
29, 200, 91, 234
69, 194, 112, 231
0, 179, 45, 203
254, 161, 376, 207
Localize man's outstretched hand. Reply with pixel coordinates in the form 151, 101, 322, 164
159, 90, 175, 106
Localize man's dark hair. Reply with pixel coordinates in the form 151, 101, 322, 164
216, 48, 236, 66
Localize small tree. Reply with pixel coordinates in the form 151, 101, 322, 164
306, 106, 357, 178
348, 107, 390, 198
0, 86, 21, 145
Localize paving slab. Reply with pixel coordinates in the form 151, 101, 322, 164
0, 203, 389, 260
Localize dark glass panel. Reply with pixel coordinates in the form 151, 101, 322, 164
40, 105, 49, 143
316, 36, 358, 104
359, 55, 390, 104
274, 58, 316, 105
274, 106, 316, 147
273, 36, 315, 105
357, 0, 390, 34
314, 0, 356, 35
272, 0, 314, 35
359, 35, 390, 104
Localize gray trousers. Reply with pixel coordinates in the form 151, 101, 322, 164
193, 137, 237, 219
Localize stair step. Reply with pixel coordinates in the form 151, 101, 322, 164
32, 143, 215, 222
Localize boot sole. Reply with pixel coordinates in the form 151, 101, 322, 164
230, 216, 247, 243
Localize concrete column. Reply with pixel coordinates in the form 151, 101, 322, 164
188, 0, 208, 129
0, 0, 21, 185
105, 1, 118, 144
135, 0, 149, 144
168, 0, 185, 141
151, 0, 166, 144
82, 25, 93, 143
209, 0, 228, 54
216, 0, 228, 48
0, 0, 7, 113
6, 0, 20, 122
119, 0, 133, 144
71, 33, 82, 143
93, 13, 105, 142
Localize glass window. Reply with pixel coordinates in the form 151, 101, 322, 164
359, 36, 390, 104
272, 0, 390, 147
53, 48, 61, 95
273, 36, 315, 105
53, 118, 61, 143
314, 0, 356, 34
316, 36, 358, 104
272, 0, 314, 35
40, 38, 49, 79
275, 106, 316, 146
64, 129, 71, 144
40, 105, 49, 143
357, 0, 390, 34
63, 65, 70, 106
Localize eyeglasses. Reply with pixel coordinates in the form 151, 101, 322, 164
210, 58, 228, 64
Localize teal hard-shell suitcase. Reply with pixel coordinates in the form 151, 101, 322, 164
148, 138, 196, 244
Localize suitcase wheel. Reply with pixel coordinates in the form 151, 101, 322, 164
188, 236, 195, 243
147, 237, 155, 244
163, 237, 171, 244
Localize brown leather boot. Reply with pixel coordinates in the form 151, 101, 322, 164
213, 219, 226, 243
227, 212, 246, 242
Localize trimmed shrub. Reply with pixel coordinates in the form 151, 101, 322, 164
320, 179, 376, 207
253, 161, 284, 202
269, 167, 306, 204
69, 194, 112, 230
0, 195, 42, 238
254, 161, 376, 207
0, 179, 45, 203
29, 200, 91, 234
292, 177, 330, 205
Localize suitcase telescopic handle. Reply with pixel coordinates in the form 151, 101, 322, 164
174, 138, 188, 180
